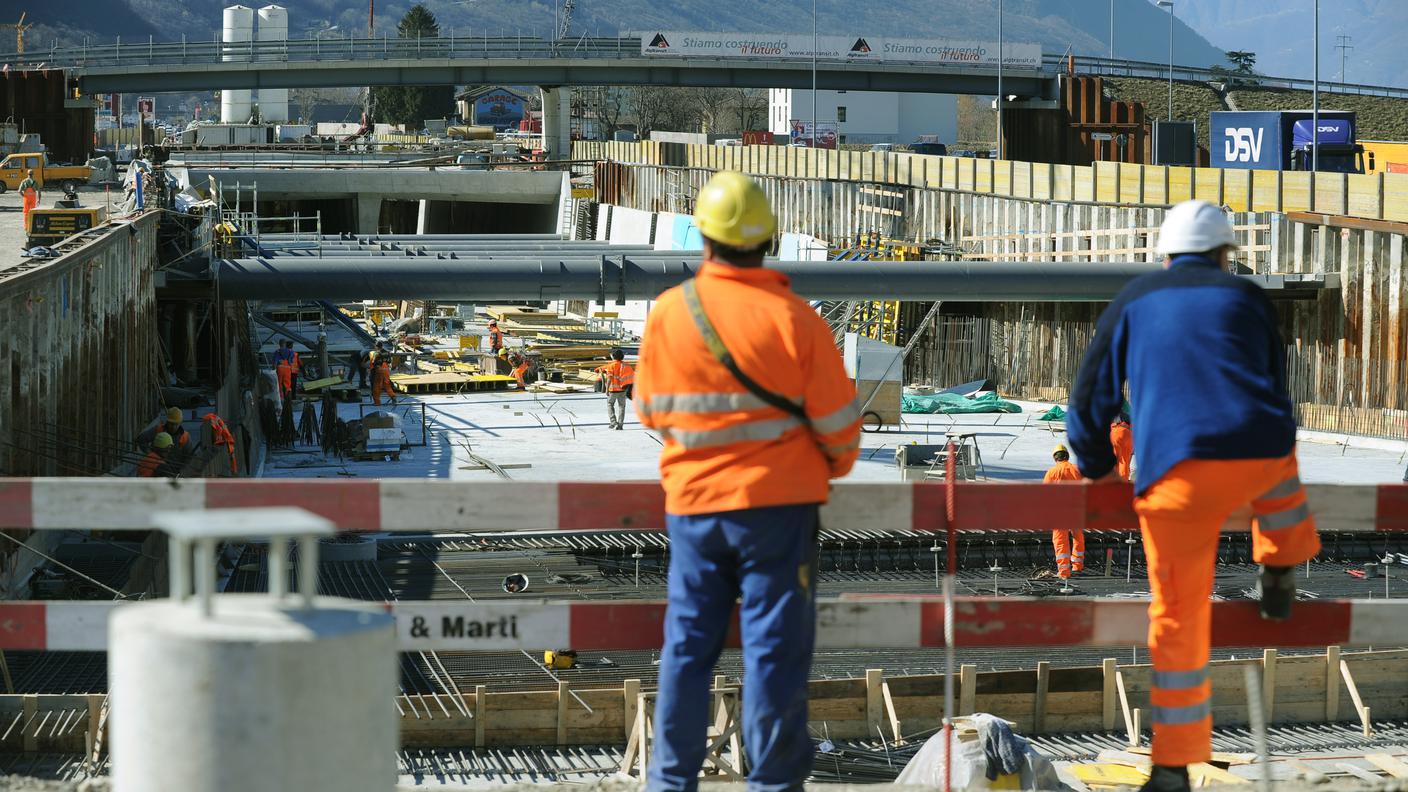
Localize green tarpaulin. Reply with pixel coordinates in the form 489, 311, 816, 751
902, 391, 1022, 415
1038, 405, 1066, 421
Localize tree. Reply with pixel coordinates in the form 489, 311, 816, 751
1210, 51, 1259, 87
1226, 51, 1257, 75
733, 88, 768, 132
369, 5, 455, 128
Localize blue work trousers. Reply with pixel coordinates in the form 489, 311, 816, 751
648, 503, 819, 792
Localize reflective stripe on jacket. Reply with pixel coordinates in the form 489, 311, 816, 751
634, 261, 861, 515
595, 360, 636, 392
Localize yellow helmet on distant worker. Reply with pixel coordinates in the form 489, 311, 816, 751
166, 407, 183, 423
693, 171, 776, 249
1053, 443, 1068, 455
153, 432, 174, 450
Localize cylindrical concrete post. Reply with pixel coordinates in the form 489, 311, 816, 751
539, 86, 572, 159
110, 595, 396, 792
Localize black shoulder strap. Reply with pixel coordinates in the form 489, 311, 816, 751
682, 279, 811, 428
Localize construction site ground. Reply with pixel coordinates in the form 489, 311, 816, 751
260, 391, 1408, 486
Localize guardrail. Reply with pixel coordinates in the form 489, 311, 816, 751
1, 478, 1404, 534
0, 597, 1399, 651
1051, 54, 1408, 100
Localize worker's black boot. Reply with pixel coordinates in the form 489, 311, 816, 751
1139, 764, 1191, 792
1257, 564, 1295, 621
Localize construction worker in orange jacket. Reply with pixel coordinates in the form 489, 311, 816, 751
487, 320, 504, 352
371, 356, 396, 405
1067, 201, 1321, 792
160, 406, 190, 448
1110, 414, 1134, 480
634, 171, 861, 792
275, 358, 294, 400
511, 354, 531, 389
1044, 443, 1084, 577
594, 348, 635, 430
137, 432, 174, 477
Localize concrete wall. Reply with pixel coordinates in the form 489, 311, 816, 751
0, 214, 161, 477
771, 89, 958, 145
588, 159, 1408, 439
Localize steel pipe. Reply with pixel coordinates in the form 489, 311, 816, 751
217, 257, 1164, 302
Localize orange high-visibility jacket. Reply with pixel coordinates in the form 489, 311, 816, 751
634, 261, 862, 515
1110, 421, 1134, 479
1044, 460, 1082, 483
594, 360, 636, 393
276, 361, 293, 393
203, 413, 238, 473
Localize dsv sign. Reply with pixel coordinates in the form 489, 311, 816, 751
1224, 127, 1264, 163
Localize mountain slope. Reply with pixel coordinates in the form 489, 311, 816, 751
1176, 0, 1406, 89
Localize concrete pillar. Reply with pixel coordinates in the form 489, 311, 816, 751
540, 86, 572, 160
357, 197, 381, 235
416, 200, 429, 234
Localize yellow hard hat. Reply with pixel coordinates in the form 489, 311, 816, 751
153, 432, 174, 450
166, 407, 183, 423
1053, 443, 1068, 455
693, 171, 776, 248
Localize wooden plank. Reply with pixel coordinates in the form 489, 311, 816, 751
881, 680, 903, 742
1116, 670, 1135, 743
473, 685, 485, 747
1287, 760, 1328, 783
1366, 754, 1408, 779
623, 679, 640, 742
1340, 660, 1373, 736
1101, 659, 1118, 732
1337, 762, 1384, 783
865, 668, 883, 733
556, 681, 569, 745
1034, 661, 1050, 734
1325, 646, 1340, 721
1190, 762, 1249, 785
959, 664, 976, 716
1131, 708, 1144, 748
1263, 648, 1277, 722
21, 694, 35, 753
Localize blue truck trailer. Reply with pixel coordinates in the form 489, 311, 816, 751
1210, 110, 1365, 173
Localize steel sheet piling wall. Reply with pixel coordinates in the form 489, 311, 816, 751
0, 215, 161, 475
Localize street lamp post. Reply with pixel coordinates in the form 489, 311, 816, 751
812, 0, 817, 148
996, 0, 1003, 160
1157, 0, 1173, 121
1110, 0, 1115, 59
1313, 0, 1320, 173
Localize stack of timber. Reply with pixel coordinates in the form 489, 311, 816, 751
486, 305, 626, 387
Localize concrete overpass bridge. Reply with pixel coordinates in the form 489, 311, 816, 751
31, 36, 1052, 97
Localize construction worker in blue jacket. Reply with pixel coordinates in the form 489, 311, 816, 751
1066, 200, 1320, 792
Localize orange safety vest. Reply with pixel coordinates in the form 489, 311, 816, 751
276, 361, 293, 393
512, 361, 530, 386
203, 413, 238, 473
633, 261, 862, 515
1110, 421, 1134, 479
595, 360, 635, 393
137, 451, 165, 478
163, 422, 190, 447
489, 327, 504, 349
1043, 460, 1082, 483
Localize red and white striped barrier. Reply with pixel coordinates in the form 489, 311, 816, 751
1, 478, 1406, 534
0, 597, 1400, 652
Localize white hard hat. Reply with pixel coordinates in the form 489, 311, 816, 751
1156, 200, 1236, 257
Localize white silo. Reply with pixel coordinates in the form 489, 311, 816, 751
220, 5, 255, 123
256, 5, 290, 122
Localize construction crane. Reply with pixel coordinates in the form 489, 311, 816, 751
557, 0, 574, 40
6, 12, 31, 54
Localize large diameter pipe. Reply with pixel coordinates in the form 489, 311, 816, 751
218, 257, 1162, 302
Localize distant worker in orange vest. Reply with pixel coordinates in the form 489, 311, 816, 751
594, 348, 636, 430
371, 356, 397, 405
18, 170, 39, 230
634, 171, 861, 792
511, 353, 531, 389
1110, 413, 1134, 480
275, 357, 294, 400
137, 432, 174, 477
1044, 443, 1085, 578
1068, 201, 1321, 792
202, 412, 239, 476
487, 320, 504, 352
286, 341, 302, 394
160, 406, 190, 448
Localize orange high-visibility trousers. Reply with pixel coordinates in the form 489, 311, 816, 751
21, 191, 37, 228
1052, 529, 1086, 577
1135, 454, 1320, 767
371, 370, 396, 405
